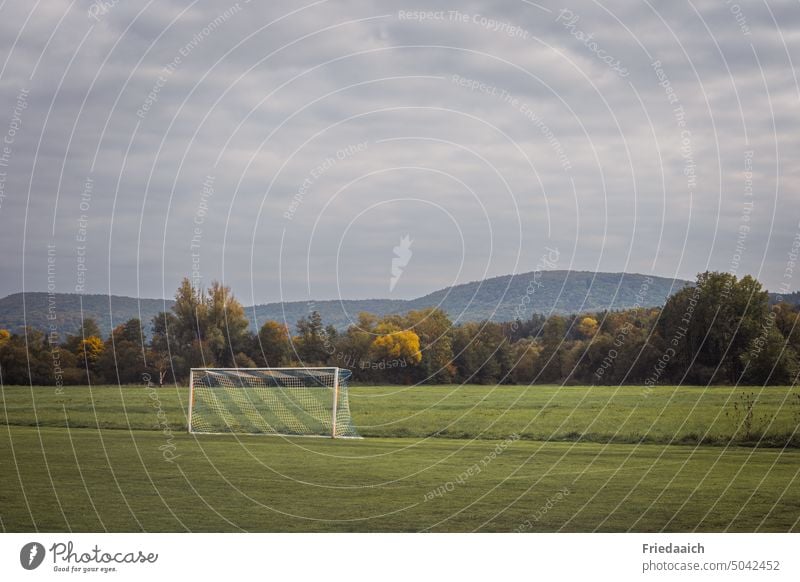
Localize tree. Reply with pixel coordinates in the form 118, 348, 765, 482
325, 325, 338, 345
576, 316, 599, 339
205, 281, 251, 367
96, 319, 149, 384
560, 339, 587, 384
452, 321, 510, 384
510, 339, 542, 384
504, 314, 546, 343
63, 319, 105, 383
741, 326, 798, 385
660, 272, 770, 384
370, 327, 422, 364
150, 311, 181, 385
534, 315, 567, 383
79, 336, 104, 370
773, 302, 800, 354
333, 312, 378, 376
170, 278, 205, 367
164, 278, 252, 373
0, 329, 10, 350
81, 318, 102, 339
234, 352, 256, 368
254, 321, 291, 367
582, 332, 617, 384
0, 328, 52, 384
402, 308, 455, 383
64, 317, 103, 353
294, 311, 330, 365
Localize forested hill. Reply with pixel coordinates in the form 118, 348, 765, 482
0, 271, 691, 338
408, 271, 688, 321
0, 293, 174, 340
248, 271, 689, 328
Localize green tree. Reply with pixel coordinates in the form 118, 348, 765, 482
510, 339, 542, 384
773, 302, 800, 353
169, 278, 206, 369
402, 308, 455, 383
333, 312, 378, 375
96, 319, 149, 384
582, 332, 616, 385
0, 328, 52, 384
205, 281, 251, 367
661, 272, 770, 384
165, 278, 252, 373
560, 339, 587, 384
741, 326, 798, 385
255, 321, 291, 367
294, 311, 330, 365
452, 321, 510, 384
534, 315, 567, 383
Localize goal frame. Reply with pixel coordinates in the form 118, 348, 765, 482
188, 367, 350, 439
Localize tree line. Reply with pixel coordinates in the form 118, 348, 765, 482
1, 271, 798, 387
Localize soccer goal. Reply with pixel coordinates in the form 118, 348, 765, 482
188, 367, 360, 438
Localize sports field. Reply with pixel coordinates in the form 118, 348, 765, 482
1, 384, 799, 532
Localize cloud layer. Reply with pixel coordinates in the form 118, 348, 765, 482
0, 0, 798, 306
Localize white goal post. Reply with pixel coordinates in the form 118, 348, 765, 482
188, 367, 360, 438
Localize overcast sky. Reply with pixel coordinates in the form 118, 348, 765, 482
0, 0, 798, 305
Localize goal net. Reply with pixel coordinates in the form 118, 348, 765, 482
188, 367, 360, 438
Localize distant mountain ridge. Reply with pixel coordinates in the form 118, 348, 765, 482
0, 271, 692, 338
0, 293, 174, 340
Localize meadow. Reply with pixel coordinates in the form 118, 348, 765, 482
1, 384, 799, 532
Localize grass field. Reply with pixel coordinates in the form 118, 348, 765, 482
1, 384, 799, 532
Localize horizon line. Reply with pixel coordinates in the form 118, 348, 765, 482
0, 269, 702, 305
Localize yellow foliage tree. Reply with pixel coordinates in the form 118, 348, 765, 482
78, 336, 105, 368
370, 329, 422, 364
0, 329, 10, 350
577, 316, 599, 338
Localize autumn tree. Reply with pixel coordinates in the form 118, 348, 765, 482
576, 316, 599, 339
78, 335, 104, 372
0, 329, 10, 349
63, 317, 103, 354
370, 324, 422, 364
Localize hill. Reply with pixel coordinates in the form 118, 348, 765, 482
0, 293, 173, 340
0, 271, 690, 338
248, 271, 689, 329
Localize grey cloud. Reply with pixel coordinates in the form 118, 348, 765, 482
0, 0, 797, 304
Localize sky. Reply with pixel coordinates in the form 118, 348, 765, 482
0, 0, 798, 305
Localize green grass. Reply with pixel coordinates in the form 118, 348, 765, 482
1, 384, 799, 532
3, 384, 799, 445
